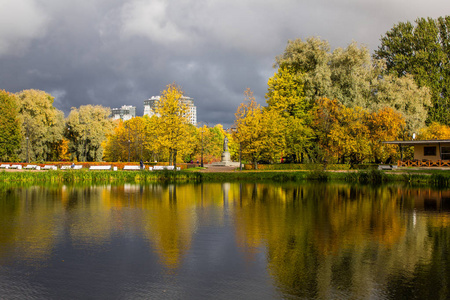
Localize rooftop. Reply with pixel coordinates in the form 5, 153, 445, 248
383, 139, 450, 146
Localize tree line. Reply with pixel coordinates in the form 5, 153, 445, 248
1, 16, 450, 165
234, 16, 450, 167
0, 85, 227, 164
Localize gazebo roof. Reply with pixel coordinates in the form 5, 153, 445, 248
382, 139, 450, 146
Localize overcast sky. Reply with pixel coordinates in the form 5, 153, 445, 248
1, 0, 449, 127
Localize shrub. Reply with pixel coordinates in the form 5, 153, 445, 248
243, 163, 351, 171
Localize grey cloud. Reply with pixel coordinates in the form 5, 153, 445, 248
0, 0, 448, 128
0, 0, 49, 55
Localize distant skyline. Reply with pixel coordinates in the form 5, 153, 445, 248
1, 0, 449, 127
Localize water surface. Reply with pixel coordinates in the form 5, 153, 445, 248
0, 182, 449, 299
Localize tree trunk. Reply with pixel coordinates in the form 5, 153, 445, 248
173, 149, 177, 171
169, 149, 173, 166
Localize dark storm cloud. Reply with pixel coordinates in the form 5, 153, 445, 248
1, 0, 448, 127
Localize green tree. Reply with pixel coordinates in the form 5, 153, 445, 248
0, 90, 21, 162
375, 16, 450, 125
66, 105, 114, 162
329, 42, 376, 108
275, 37, 430, 134
266, 66, 314, 162
370, 73, 431, 133
275, 37, 331, 101
16, 89, 64, 162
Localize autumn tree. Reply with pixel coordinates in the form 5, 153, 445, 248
123, 116, 150, 162
103, 120, 124, 162
56, 138, 71, 161
16, 89, 65, 162
418, 122, 450, 140
234, 89, 286, 168
375, 16, 450, 125
234, 89, 265, 168
0, 90, 21, 162
312, 98, 405, 164
193, 124, 226, 164
66, 105, 114, 162
153, 84, 193, 168
275, 37, 430, 134
261, 108, 287, 162
103, 117, 154, 162
366, 107, 405, 163
313, 98, 371, 164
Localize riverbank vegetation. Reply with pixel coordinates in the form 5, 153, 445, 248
1, 168, 449, 188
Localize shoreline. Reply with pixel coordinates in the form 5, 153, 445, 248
0, 167, 447, 187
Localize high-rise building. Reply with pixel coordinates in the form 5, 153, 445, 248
143, 96, 160, 118
144, 95, 197, 125
112, 105, 136, 121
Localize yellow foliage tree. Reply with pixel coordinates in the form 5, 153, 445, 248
154, 84, 193, 167
367, 107, 405, 163
234, 89, 265, 168
328, 105, 371, 165
234, 89, 286, 168
266, 66, 313, 162
195, 124, 226, 163
104, 116, 159, 162
57, 138, 70, 161
262, 108, 287, 162
418, 122, 450, 140
313, 98, 405, 164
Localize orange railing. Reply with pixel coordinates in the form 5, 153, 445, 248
398, 160, 450, 167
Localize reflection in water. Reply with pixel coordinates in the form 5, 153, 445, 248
0, 183, 450, 298
231, 184, 438, 299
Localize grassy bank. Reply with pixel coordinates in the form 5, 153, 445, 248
1, 168, 449, 187
0, 169, 202, 184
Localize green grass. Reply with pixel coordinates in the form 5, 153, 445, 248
0, 169, 202, 184
1, 167, 450, 187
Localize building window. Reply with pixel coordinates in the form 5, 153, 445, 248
424, 146, 437, 156
441, 146, 450, 160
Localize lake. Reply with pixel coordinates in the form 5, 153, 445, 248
0, 182, 449, 299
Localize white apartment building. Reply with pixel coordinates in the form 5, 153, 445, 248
112, 105, 136, 121
144, 95, 197, 125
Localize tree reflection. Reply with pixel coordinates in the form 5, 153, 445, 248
1, 182, 450, 298
0, 186, 65, 266
232, 183, 444, 298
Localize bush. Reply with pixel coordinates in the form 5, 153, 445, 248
430, 174, 450, 187
243, 163, 351, 171
356, 169, 385, 184
306, 169, 329, 181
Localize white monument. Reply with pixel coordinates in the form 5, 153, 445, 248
221, 136, 231, 163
